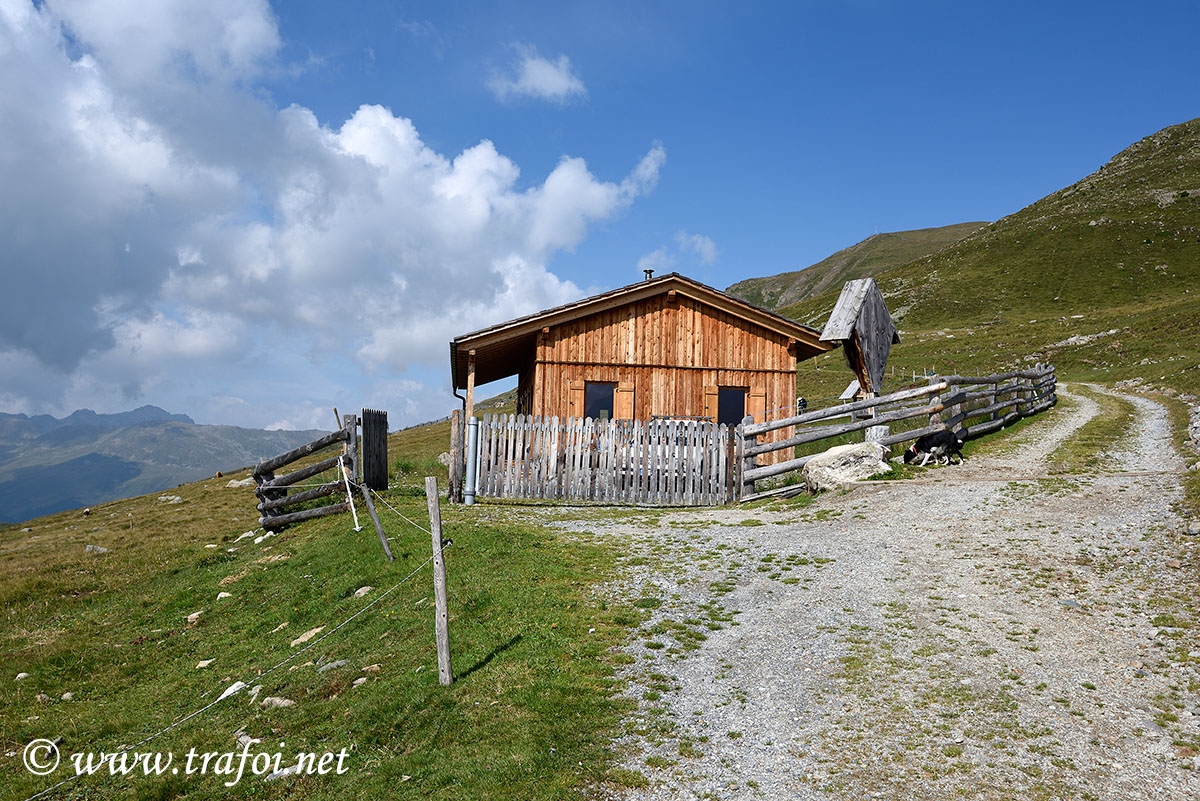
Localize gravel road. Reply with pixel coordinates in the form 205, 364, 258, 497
572, 385, 1199, 800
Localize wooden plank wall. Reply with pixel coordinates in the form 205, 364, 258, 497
524, 294, 799, 463
476, 413, 731, 506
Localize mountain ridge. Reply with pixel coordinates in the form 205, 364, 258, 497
0, 408, 329, 522
726, 221, 988, 310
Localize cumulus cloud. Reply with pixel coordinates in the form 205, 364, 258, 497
0, 0, 664, 427
676, 231, 719, 264
636, 247, 675, 273
488, 45, 586, 103
636, 230, 718, 276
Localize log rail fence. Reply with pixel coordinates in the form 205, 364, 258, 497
253, 409, 394, 562
737, 363, 1057, 500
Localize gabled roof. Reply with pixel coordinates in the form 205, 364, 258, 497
450, 272, 829, 389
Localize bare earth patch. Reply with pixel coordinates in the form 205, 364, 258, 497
573, 385, 1200, 800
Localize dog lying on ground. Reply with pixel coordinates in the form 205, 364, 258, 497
903, 429, 966, 466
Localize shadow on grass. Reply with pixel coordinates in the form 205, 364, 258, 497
459, 634, 524, 680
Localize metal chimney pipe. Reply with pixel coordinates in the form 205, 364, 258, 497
643, 268, 654, 281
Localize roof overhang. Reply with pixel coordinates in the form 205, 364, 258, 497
450, 273, 832, 389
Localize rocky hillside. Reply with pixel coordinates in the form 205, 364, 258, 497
727, 221, 987, 310
779, 117, 1200, 398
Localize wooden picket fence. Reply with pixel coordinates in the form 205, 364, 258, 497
476, 414, 734, 505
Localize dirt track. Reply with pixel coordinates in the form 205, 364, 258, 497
580, 385, 1199, 800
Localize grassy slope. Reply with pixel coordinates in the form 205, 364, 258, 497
726, 221, 988, 310
779, 117, 1200, 402
0, 406, 653, 800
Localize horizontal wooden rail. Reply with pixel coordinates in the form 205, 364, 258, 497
256, 480, 342, 512
253, 428, 349, 477
261, 454, 345, 489
745, 400, 943, 458
260, 501, 351, 530
744, 381, 948, 437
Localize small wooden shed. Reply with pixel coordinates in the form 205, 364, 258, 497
819, 278, 899, 396
450, 273, 831, 461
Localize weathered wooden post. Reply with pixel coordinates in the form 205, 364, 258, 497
739, 416, 756, 499
360, 408, 388, 490
448, 409, 464, 503
425, 477, 453, 685
343, 414, 359, 483
927, 375, 943, 428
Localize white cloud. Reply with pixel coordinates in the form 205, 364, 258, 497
488, 45, 586, 103
636, 247, 675, 273
676, 231, 719, 264
636, 230, 718, 276
0, 1, 664, 428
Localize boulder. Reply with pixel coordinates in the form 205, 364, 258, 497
158, 495, 183, 504
260, 696, 294, 709
84, 544, 109, 555
226, 478, 255, 488
436, 452, 453, 468
803, 442, 891, 492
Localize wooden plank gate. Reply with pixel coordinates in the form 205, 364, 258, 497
476, 414, 734, 505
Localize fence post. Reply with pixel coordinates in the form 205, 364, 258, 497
449, 410, 464, 503
927, 375, 942, 427
425, 477, 454, 686
739, 417, 756, 499
343, 414, 359, 483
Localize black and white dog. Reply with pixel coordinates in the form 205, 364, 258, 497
903, 429, 966, 466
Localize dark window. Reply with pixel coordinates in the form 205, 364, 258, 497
585, 382, 616, 421
717, 387, 747, 427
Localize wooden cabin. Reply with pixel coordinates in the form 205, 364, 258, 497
449, 273, 832, 462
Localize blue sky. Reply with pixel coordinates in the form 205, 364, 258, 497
1, 0, 1197, 429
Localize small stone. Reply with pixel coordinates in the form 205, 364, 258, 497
197, 659, 214, 669
233, 531, 256, 543
15, 672, 30, 681
1166, 559, 1182, 569
362, 664, 381, 673
247, 685, 263, 702
84, 544, 109, 554
36, 693, 49, 703
260, 696, 294, 709
254, 532, 275, 545
217, 592, 232, 600
352, 677, 368, 687
205, 544, 218, 548
61, 692, 74, 701
20, 527, 31, 532
270, 622, 289, 634
317, 659, 348, 673
226, 478, 255, 488
264, 763, 301, 781
158, 495, 183, 504
187, 610, 204, 626
353, 586, 373, 598
1187, 521, 1200, 536
290, 626, 324, 647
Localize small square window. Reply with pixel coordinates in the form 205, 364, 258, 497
717, 387, 747, 427
585, 382, 616, 421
